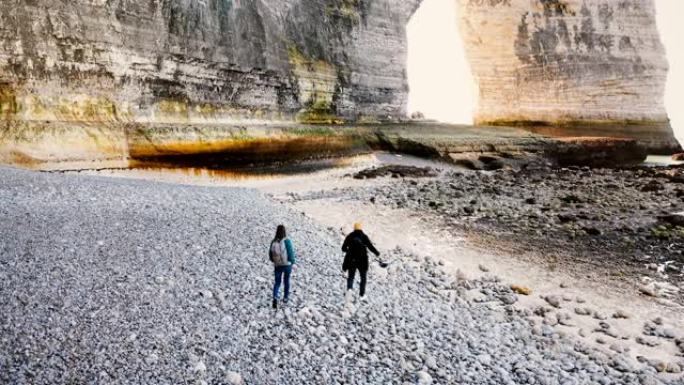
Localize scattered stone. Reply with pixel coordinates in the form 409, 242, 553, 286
225, 371, 244, 385
582, 227, 602, 236
533, 306, 552, 317
353, 165, 437, 180
649, 360, 668, 373
478, 264, 490, 273
612, 310, 630, 319
558, 214, 577, 223
635, 336, 661, 347
639, 284, 659, 297
541, 325, 555, 337
557, 312, 575, 326
424, 355, 438, 370
641, 180, 665, 192
499, 294, 517, 305
592, 312, 607, 320
193, 361, 207, 374
561, 195, 584, 204
574, 307, 592, 316
543, 315, 558, 327
544, 295, 561, 308
676, 338, 684, 354
610, 356, 636, 373
643, 322, 676, 339
510, 285, 532, 295
416, 370, 433, 385
145, 353, 159, 365
660, 213, 684, 227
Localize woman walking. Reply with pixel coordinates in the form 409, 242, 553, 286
342, 223, 379, 299
269, 225, 296, 309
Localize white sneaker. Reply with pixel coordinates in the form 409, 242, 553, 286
344, 289, 354, 303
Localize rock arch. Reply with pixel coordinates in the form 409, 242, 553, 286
454, 0, 678, 152
0, 0, 679, 165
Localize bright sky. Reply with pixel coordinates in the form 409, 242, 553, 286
407, 0, 475, 124
407, 0, 683, 145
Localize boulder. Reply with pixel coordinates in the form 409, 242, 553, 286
547, 138, 648, 167
659, 212, 684, 227
510, 285, 532, 295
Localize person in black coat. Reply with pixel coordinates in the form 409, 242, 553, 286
342, 223, 380, 298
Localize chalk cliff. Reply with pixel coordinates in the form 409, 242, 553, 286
457, 0, 679, 152
0, 0, 420, 163
0, 0, 679, 166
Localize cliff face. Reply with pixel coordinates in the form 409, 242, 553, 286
457, 0, 679, 152
0, 0, 420, 163
0, 0, 421, 122
0, 0, 679, 165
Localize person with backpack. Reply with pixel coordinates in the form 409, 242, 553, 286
269, 225, 296, 309
342, 223, 379, 299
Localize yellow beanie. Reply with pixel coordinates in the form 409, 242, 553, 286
354, 222, 363, 230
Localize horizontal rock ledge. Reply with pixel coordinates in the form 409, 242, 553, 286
0, 122, 659, 170
481, 119, 682, 156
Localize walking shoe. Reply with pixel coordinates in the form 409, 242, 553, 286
344, 289, 354, 303
272, 299, 277, 309
283, 298, 289, 306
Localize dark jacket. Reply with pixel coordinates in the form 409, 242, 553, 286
342, 230, 379, 271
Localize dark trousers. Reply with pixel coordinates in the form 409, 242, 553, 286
346, 267, 367, 297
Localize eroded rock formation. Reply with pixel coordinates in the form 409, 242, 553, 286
0, 0, 679, 166
0, 0, 420, 163
457, 0, 680, 152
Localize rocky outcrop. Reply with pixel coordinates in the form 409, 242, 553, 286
0, 0, 421, 122
0, 0, 420, 164
545, 137, 648, 167
457, 0, 680, 153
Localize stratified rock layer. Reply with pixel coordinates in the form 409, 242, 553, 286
457, 0, 679, 152
0, 0, 420, 122
0, 0, 420, 163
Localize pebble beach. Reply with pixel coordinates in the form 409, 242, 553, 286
1, 165, 683, 384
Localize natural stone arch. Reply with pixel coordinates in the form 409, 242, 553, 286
451, 0, 678, 152
0, 0, 679, 165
